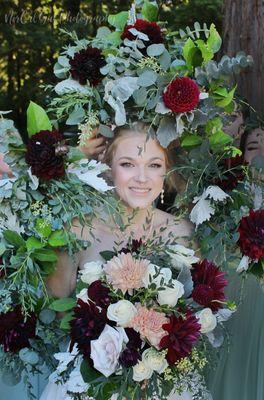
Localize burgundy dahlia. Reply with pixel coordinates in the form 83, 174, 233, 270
191, 259, 227, 311
25, 130, 65, 181
119, 347, 141, 368
70, 299, 107, 359
159, 310, 200, 365
238, 209, 264, 260
121, 19, 163, 47
119, 239, 143, 255
125, 327, 142, 349
163, 77, 200, 113
215, 155, 246, 191
69, 46, 106, 86
88, 280, 111, 309
0, 306, 37, 353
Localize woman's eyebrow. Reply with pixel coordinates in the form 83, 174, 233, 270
117, 156, 164, 161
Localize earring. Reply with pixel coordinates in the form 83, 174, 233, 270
161, 188, 164, 204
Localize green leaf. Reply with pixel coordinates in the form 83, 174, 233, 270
35, 219, 52, 238
142, 0, 158, 22
137, 70, 157, 87
182, 38, 202, 69
105, 31, 122, 46
0, 242, 6, 256
181, 134, 203, 147
33, 248, 57, 262
108, 11, 128, 31
49, 298, 76, 312
67, 147, 85, 163
39, 309, 56, 324
196, 39, 214, 62
99, 250, 116, 261
209, 130, 233, 148
48, 230, 68, 247
27, 101, 52, 137
59, 312, 74, 330
207, 23, 222, 53
26, 237, 45, 251
215, 86, 236, 108
80, 360, 101, 383
3, 230, 25, 248
146, 43, 165, 57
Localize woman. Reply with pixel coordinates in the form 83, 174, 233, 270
42, 122, 195, 399
208, 125, 264, 400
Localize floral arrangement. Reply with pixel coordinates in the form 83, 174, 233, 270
0, 105, 115, 392
48, 243, 235, 400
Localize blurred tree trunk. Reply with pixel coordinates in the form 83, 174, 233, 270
222, 0, 264, 115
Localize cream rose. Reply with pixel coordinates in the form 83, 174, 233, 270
90, 325, 128, 377
79, 261, 103, 285
107, 300, 137, 327
142, 264, 172, 288
132, 360, 153, 382
142, 348, 168, 374
157, 279, 184, 307
196, 308, 217, 333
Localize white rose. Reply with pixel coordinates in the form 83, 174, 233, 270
157, 279, 184, 307
142, 264, 172, 288
79, 261, 103, 285
196, 308, 217, 333
90, 325, 128, 377
76, 288, 89, 303
107, 300, 137, 327
142, 348, 168, 374
132, 360, 153, 382
167, 244, 200, 269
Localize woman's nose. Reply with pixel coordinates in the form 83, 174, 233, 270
134, 167, 148, 182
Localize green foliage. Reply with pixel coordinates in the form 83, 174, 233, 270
142, 0, 158, 22
26, 101, 52, 137
49, 298, 76, 312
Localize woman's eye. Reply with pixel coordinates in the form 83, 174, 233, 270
247, 147, 258, 151
149, 163, 162, 168
120, 162, 134, 167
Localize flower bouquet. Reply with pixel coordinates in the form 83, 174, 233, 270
49, 244, 235, 400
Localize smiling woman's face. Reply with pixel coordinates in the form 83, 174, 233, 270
111, 132, 166, 209
244, 128, 264, 164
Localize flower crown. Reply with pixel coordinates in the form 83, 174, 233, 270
49, 2, 252, 149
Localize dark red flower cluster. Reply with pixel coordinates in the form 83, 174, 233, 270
191, 259, 227, 311
69, 46, 106, 86
120, 328, 142, 367
0, 306, 37, 353
119, 239, 143, 255
215, 155, 246, 191
159, 310, 200, 365
25, 130, 65, 181
70, 299, 107, 359
163, 77, 200, 113
121, 19, 163, 47
88, 280, 111, 309
238, 209, 264, 260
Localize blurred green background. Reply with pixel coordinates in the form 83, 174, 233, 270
0, 0, 223, 134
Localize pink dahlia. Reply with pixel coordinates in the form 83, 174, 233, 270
191, 259, 227, 311
103, 253, 149, 294
128, 305, 168, 349
163, 77, 200, 113
160, 310, 201, 365
238, 209, 264, 260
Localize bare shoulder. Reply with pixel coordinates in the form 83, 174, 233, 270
154, 209, 194, 245
71, 217, 94, 241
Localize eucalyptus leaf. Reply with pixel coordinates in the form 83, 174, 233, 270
19, 348, 39, 365
1, 371, 21, 386
98, 124, 114, 138
146, 43, 165, 57
27, 101, 52, 137
66, 105, 85, 125
156, 116, 178, 148
137, 70, 157, 87
39, 309, 56, 324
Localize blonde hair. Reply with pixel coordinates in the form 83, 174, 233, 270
102, 122, 178, 192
